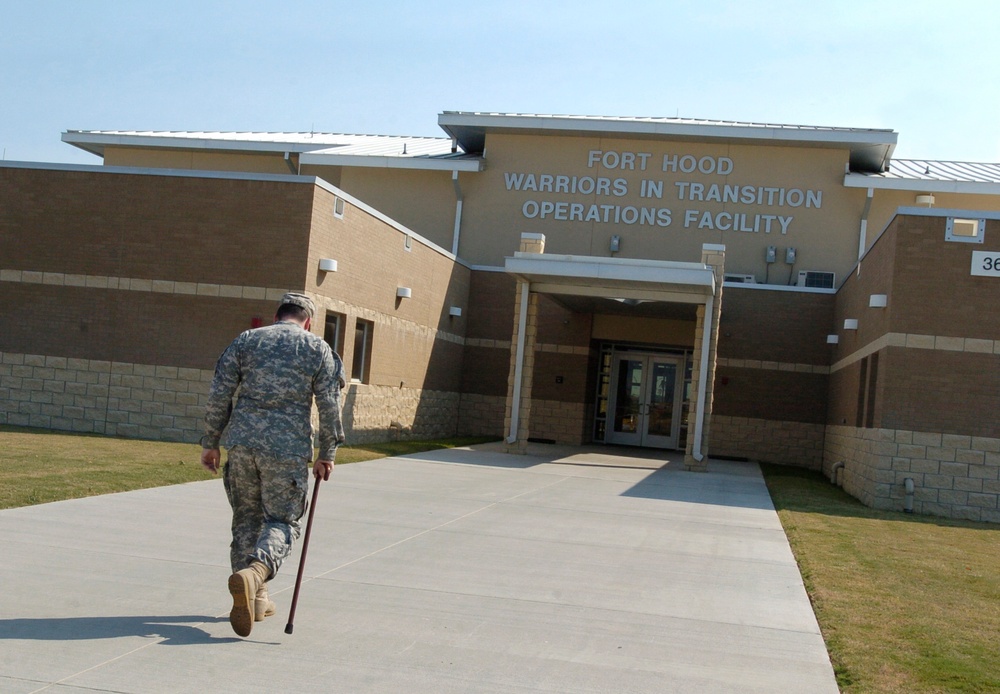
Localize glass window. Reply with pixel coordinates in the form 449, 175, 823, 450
351, 319, 373, 383
323, 311, 344, 355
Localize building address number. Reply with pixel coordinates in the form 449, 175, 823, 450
971, 251, 1000, 277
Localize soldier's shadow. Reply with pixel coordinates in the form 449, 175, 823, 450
0, 615, 246, 645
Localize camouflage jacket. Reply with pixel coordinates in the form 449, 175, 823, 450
201, 321, 346, 460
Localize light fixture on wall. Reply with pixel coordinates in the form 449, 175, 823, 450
396, 286, 412, 299
827, 334, 840, 344
448, 306, 462, 317
844, 319, 858, 330
318, 258, 338, 272
915, 194, 935, 207
869, 294, 888, 308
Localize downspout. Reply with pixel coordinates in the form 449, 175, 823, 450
856, 187, 874, 275
451, 170, 463, 256
506, 282, 530, 444
691, 292, 714, 461
830, 461, 845, 486
904, 477, 915, 513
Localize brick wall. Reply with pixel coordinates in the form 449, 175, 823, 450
707, 286, 833, 464
825, 425, 1000, 522
456, 393, 506, 438
824, 212, 1000, 521
711, 415, 825, 468
529, 399, 589, 445
0, 350, 211, 441
0, 165, 473, 447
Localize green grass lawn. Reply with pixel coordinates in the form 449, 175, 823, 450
761, 464, 1000, 693
0, 425, 495, 509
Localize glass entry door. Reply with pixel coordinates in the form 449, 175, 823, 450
606, 352, 683, 449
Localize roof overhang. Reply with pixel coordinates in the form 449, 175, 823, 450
504, 253, 716, 314
439, 112, 897, 172
844, 172, 1000, 195
61, 131, 335, 158
299, 150, 484, 172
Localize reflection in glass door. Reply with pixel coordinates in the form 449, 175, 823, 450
611, 357, 645, 446
607, 352, 682, 449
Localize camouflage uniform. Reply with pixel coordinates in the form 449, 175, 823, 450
202, 297, 345, 579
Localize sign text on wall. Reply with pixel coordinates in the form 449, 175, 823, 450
504, 150, 825, 235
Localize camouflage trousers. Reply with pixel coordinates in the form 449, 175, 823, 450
223, 445, 309, 578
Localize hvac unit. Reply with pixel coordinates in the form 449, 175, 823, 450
796, 271, 835, 289
723, 273, 756, 284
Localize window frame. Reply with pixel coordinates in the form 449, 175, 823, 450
351, 318, 374, 383
945, 216, 985, 243
323, 311, 345, 356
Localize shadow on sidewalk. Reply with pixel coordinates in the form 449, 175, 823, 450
0, 615, 241, 645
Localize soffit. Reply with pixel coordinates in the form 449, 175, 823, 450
505, 253, 716, 318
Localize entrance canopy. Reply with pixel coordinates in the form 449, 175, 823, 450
504, 252, 717, 306
502, 244, 723, 467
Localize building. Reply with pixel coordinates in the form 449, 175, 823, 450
2, 112, 1000, 521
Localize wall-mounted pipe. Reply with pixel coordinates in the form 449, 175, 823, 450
691, 293, 714, 462
451, 171, 464, 256
506, 282, 530, 444
904, 477, 915, 513
830, 461, 845, 486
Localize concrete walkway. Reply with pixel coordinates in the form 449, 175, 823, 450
0, 443, 838, 693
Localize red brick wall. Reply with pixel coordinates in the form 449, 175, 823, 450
713, 367, 829, 424
717, 287, 835, 364
0, 167, 313, 288
891, 217, 1000, 338
0, 283, 268, 369
466, 270, 517, 341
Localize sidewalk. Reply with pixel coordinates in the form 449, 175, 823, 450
0, 443, 838, 693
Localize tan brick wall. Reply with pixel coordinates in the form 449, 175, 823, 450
306, 184, 470, 393
529, 399, 589, 445
0, 166, 473, 448
0, 350, 211, 441
1, 348, 465, 446
711, 415, 825, 468
824, 425, 1000, 522
330, 167, 458, 252
340, 383, 460, 444
457, 393, 506, 438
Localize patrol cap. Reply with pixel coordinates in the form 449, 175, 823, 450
279, 292, 316, 319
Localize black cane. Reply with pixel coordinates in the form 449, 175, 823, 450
285, 476, 321, 634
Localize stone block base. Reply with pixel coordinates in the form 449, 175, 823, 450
824, 425, 1000, 522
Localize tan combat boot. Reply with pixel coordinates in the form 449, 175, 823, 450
254, 584, 276, 622
228, 561, 269, 637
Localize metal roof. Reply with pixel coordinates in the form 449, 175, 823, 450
61, 130, 483, 171
844, 158, 1000, 194
438, 111, 898, 172
299, 139, 484, 172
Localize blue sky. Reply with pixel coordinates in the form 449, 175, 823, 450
2, 1, 998, 165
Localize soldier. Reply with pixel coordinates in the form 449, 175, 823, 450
200, 292, 345, 637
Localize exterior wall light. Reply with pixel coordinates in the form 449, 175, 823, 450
319, 258, 338, 272
915, 194, 935, 207
396, 287, 412, 299
869, 294, 887, 308
449, 306, 462, 317
827, 334, 840, 344
844, 319, 858, 330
